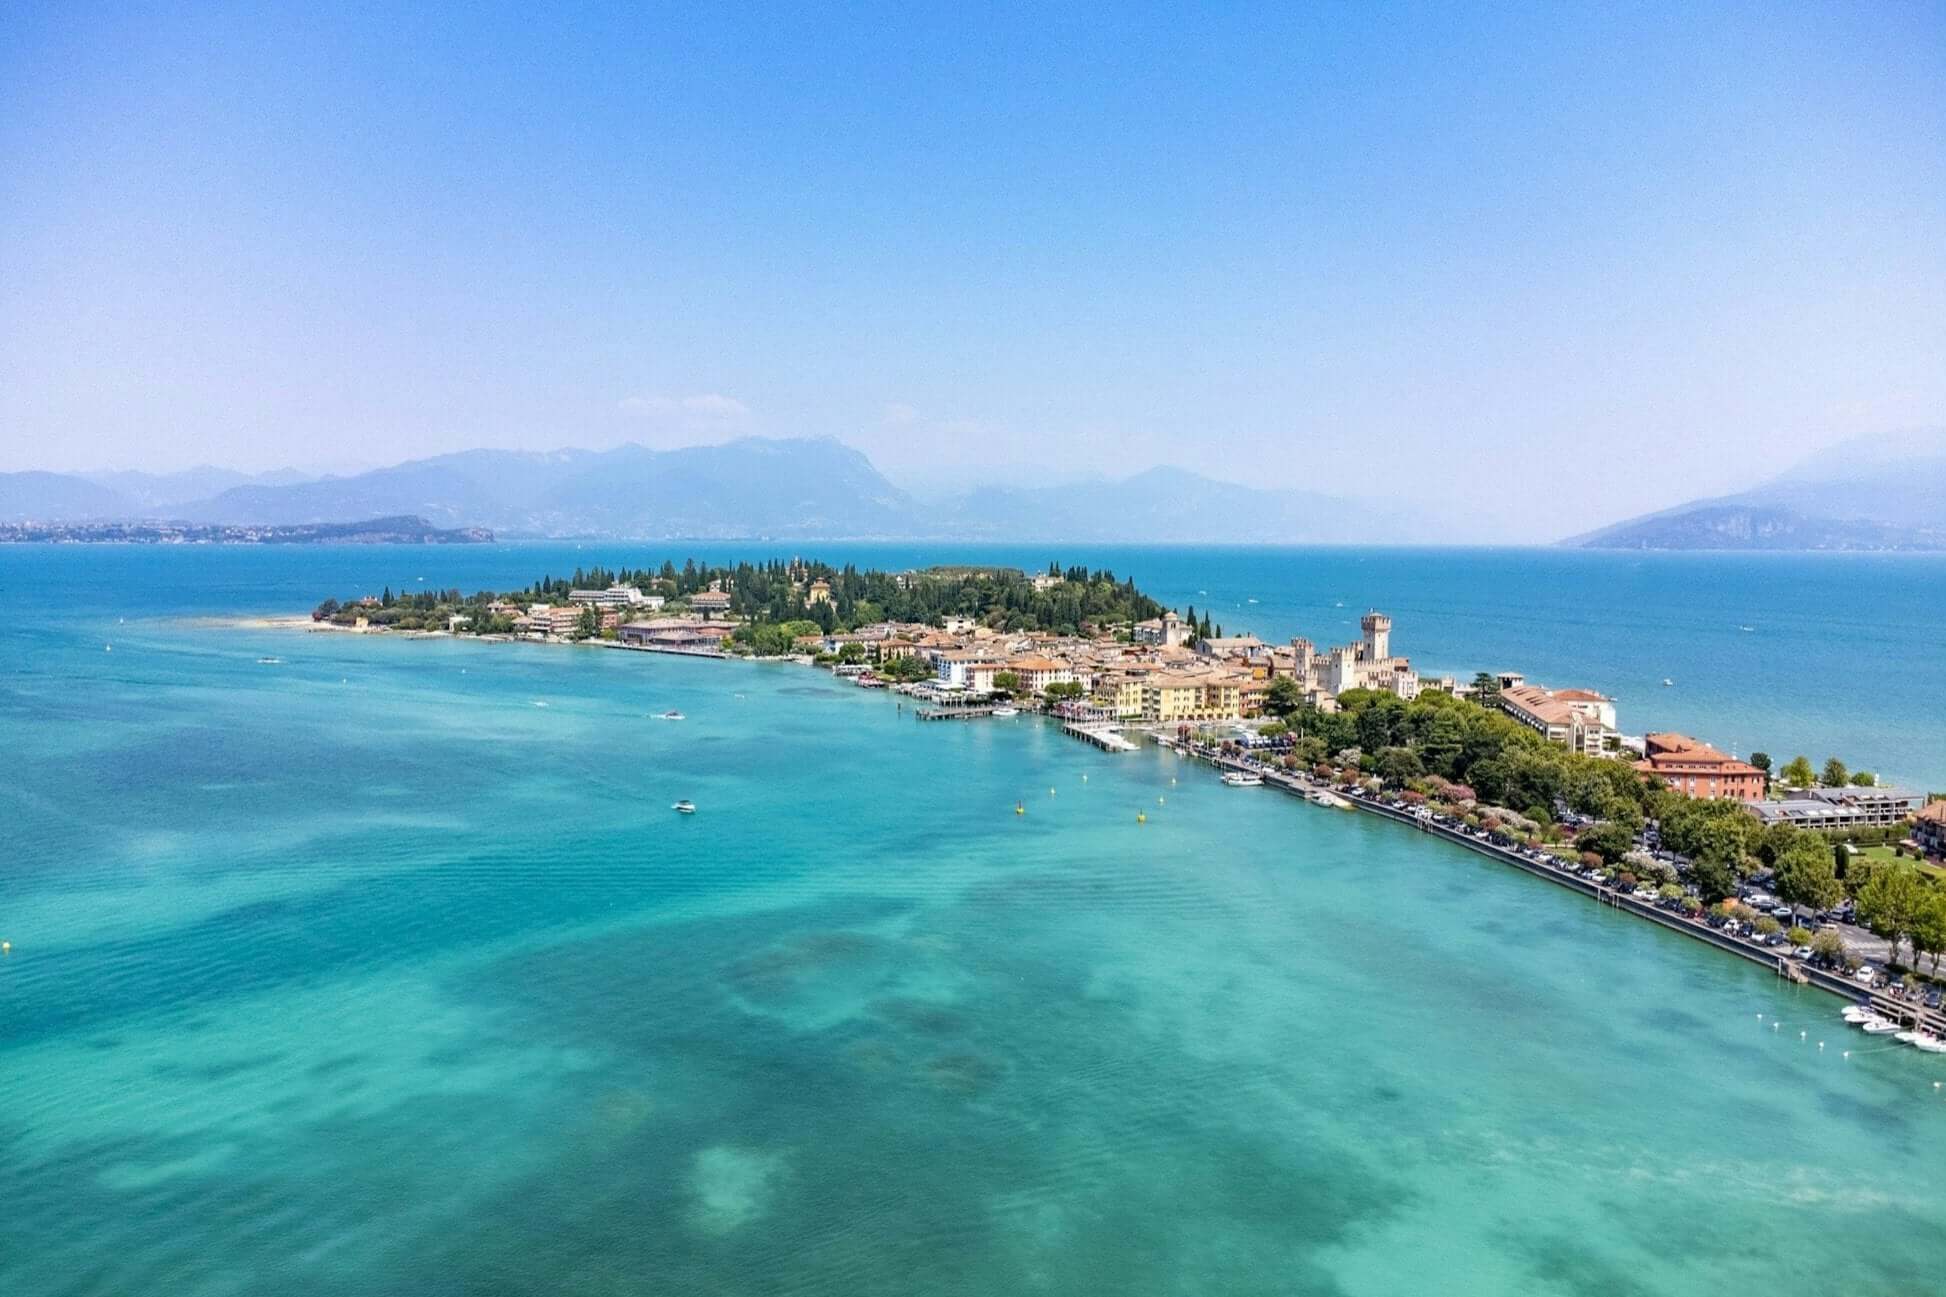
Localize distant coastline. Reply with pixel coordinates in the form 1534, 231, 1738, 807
0, 515, 493, 545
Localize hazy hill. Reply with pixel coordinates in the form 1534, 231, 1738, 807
939, 466, 1422, 543
1571, 428, 1946, 550
8, 437, 1449, 542
81, 466, 311, 511
0, 471, 137, 523
179, 438, 923, 538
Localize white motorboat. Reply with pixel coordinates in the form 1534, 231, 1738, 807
1221, 771, 1264, 787
256, 656, 283, 665
660, 709, 685, 720
991, 706, 1019, 717
1912, 1035, 1946, 1053
1841, 1006, 1875, 1024
672, 800, 696, 814
1860, 1018, 1900, 1035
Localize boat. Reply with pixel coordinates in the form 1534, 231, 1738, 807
1841, 1006, 1876, 1023
256, 656, 283, 665
991, 706, 1019, 718
1221, 771, 1264, 787
672, 800, 696, 814
659, 709, 685, 720
1913, 1035, 1946, 1053
1860, 1017, 1900, 1035
1661, 678, 1674, 687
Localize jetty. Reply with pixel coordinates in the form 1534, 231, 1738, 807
916, 702, 1004, 721
1062, 721, 1136, 752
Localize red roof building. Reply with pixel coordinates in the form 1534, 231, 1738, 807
1635, 733, 1765, 802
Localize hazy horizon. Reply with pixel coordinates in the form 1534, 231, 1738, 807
4, 5, 1943, 534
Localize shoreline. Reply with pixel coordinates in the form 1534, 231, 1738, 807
254, 608, 1946, 1053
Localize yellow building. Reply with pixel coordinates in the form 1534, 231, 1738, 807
1141, 673, 1244, 723
1092, 673, 1147, 719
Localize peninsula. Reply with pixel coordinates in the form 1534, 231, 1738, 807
306, 555, 1946, 1051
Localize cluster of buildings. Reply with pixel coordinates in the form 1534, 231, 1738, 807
471, 580, 1946, 851
800, 607, 1464, 727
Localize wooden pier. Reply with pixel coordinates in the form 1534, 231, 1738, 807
916, 703, 1003, 721
1062, 722, 1137, 752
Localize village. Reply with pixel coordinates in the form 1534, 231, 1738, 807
311, 558, 1946, 1054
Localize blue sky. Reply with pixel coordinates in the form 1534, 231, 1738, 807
2, 2, 1942, 536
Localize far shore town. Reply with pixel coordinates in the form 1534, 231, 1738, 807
305, 558, 1946, 1055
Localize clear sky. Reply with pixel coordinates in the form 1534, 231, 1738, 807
3, 3, 1942, 536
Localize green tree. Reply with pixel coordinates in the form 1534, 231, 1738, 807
1264, 677, 1303, 719
1856, 863, 1926, 969
1773, 835, 1845, 912
1810, 928, 1847, 966
1688, 855, 1738, 904
1748, 751, 1772, 774
1912, 891, 1946, 976
1575, 821, 1634, 865
991, 671, 1020, 695
1848, 770, 1877, 787
1470, 672, 1501, 700
1779, 755, 1816, 788
1820, 757, 1849, 788
1377, 746, 1424, 786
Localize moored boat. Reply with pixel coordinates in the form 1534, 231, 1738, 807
672, 799, 696, 814
1220, 771, 1263, 787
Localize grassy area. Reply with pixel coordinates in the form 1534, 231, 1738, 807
1848, 842, 1946, 881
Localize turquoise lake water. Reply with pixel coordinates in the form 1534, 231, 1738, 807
3, 544, 1944, 1294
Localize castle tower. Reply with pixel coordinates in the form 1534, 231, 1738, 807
1361, 611, 1391, 663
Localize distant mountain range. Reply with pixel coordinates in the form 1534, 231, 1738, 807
0, 516, 491, 545
0, 438, 1443, 543
1569, 428, 1946, 551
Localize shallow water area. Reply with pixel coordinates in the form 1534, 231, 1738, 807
2, 545, 1944, 1295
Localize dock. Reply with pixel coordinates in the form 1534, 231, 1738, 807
1062, 721, 1137, 752
916, 703, 1003, 721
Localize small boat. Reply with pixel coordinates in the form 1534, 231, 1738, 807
1841, 1006, 1875, 1024
256, 656, 283, 665
1221, 772, 1264, 787
1913, 1035, 1946, 1053
991, 706, 1019, 717
659, 709, 685, 720
1860, 1017, 1900, 1035
672, 800, 696, 814
1662, 678, 1674, 687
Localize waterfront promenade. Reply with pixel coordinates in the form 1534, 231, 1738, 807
1155, 733, 1946, 1041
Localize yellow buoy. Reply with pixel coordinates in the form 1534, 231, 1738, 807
1137, 812, 1146, 823
1, 940, 9, 953
1015, 802, 1025, 815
